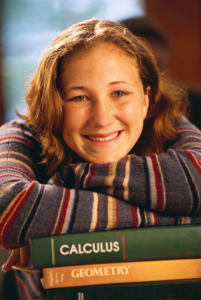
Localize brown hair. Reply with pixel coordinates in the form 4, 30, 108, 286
21, 18, 189, 176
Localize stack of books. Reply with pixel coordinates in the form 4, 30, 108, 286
30, 225, 201, 300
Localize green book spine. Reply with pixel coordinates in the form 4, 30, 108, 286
47, 279, 201, 300
31, 225, 201, 268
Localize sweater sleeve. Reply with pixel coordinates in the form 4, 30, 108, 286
58, 118, 201, 216
1, 120, 201, 250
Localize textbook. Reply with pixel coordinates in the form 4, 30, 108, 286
31, 225, 201, 268
47, 279, 201, 300
42, 258, 201, 289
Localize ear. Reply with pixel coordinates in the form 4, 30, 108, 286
143, 86, 151, 120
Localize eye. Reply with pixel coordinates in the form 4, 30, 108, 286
113, 91, 127, 97
68, 95, 88, 102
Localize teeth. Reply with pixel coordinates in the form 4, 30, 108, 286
88, 132, 119, 141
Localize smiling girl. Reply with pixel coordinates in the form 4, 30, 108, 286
1, 18, 201, 299
60, 42, 150, 163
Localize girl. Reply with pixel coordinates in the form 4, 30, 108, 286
1, 18, 201, 299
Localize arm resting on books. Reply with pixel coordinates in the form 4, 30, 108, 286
58, 118, 201, 216
1, 120, 201, 250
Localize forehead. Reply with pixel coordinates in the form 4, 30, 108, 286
60, 43, 141, 88
59, 42, 145, 96
62, 42, 138, 70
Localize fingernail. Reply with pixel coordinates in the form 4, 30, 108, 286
1, 263, 7, 272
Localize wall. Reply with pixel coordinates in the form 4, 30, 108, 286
145, 0, 201, 91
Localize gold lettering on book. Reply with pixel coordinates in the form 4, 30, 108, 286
83, 243, 92, 254
71, 265, 130, 278
93, 268, 103, 276
60, 241, 120, 255
69, 244, 78, 255
49, 271, 65, 286
78, 244, 84, 254
100, 243, 106, 253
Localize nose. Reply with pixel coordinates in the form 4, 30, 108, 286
89, 97, 116, 127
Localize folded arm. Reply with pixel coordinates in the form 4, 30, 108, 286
1, 120, 201, 250
58, 118, 201, 216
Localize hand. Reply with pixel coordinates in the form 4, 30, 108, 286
2, 244, 30, 272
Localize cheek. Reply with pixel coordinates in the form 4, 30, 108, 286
120, 101, 144, 128
62, 105, 86, 132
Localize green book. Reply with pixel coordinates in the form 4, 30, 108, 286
31, 225, 201, 268
47, 279, 201, 300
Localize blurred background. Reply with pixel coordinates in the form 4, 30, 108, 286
0, 0, 201, 298
0, 0, 144, 124
0, 0, 201, 127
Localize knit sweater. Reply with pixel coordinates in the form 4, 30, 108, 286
1, 118, 201, 299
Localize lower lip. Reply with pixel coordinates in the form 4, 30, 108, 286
83, 131, 123, 146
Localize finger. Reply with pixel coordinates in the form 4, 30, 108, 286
3, 249, 20, 271
20, 244, 30, 267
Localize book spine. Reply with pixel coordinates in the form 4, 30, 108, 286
31, 225, 201, 268
47, 279, 201, 300
43, 258, 201, 289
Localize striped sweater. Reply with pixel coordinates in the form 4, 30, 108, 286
1, 118, 201, 299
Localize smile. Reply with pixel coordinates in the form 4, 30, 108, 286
86, 132, 120, 141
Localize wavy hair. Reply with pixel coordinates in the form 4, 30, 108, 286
21, 18, 189, 176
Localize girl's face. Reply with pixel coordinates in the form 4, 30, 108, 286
60, 43, 150, 163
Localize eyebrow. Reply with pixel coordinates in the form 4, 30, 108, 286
68, 86, 85, 91
109, 81, 131, 86
65, 81, 133, 94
